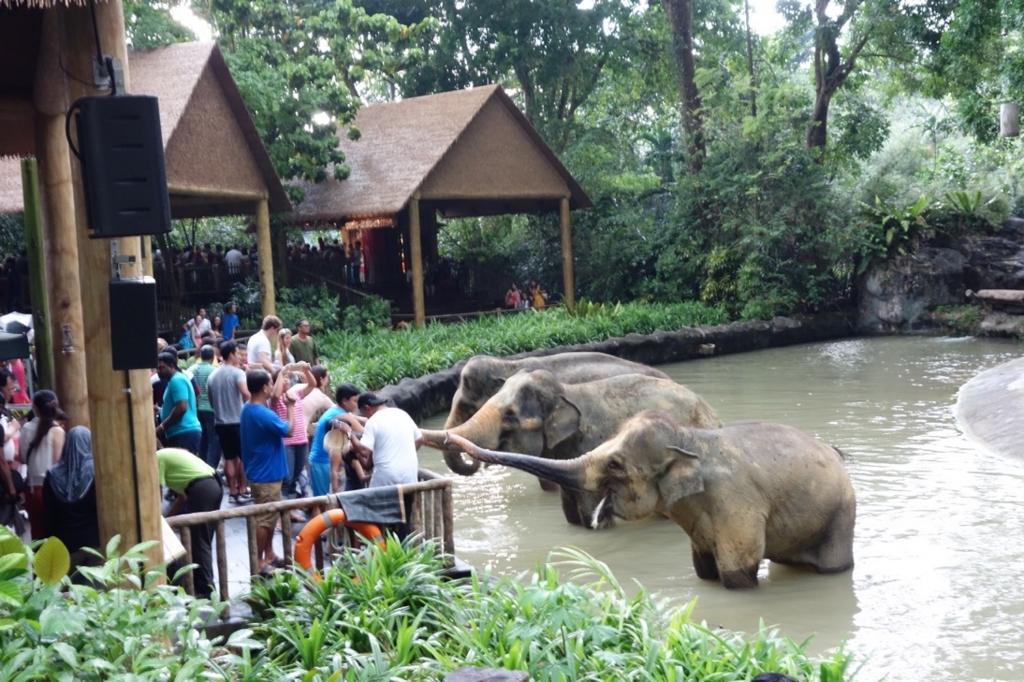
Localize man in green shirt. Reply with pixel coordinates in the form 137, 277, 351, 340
290, 319, 320, 365
158, 448, 222, 599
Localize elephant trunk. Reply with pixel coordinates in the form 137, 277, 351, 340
444, 433, 589, 491
424, 404, 504, 476
443, 386, 470, 429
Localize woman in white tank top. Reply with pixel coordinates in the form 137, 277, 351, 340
20, 390, 64, 540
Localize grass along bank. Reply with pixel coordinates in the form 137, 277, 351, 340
318, 301, 729, 390
0, 529, 859, 681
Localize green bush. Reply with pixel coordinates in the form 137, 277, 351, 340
0, 530, 860, 680
276, 284, 341, 333
319, 301, 729, 389
342, 294, 393, 333
243, 539, 859, 681
0, 528, 254, 680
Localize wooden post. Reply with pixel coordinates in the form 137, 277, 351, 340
409, 196, 426, 327
62, 1, 162, 562
256, 197, 275, 316
560, 196, 575, 310
20, 159, 54, 391
32, 10, 90, 424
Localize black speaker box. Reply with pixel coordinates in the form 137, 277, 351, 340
75, 96, 172, 238
110, 279, 158, 371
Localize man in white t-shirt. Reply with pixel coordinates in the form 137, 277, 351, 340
347, 392, 422, 488
224, 247, 244, 274
247, 315, 281, 372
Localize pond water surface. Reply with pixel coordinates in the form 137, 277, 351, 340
418, 336, 1024, 682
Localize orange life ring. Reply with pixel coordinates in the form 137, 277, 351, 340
294, 509, 386, 573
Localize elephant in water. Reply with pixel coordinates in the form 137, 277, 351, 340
444, 352, 669, 429
442, 410, 856, 589
423, 369, 721, 528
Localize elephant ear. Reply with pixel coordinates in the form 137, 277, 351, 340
658, 446, 704, 510
544, 395, 582, 449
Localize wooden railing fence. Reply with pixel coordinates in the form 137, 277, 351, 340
165, 469, 453, 616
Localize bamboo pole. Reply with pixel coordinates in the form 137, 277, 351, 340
560, 196, 575, 310
20, 158, 54, 391
409, 196, 425, 327
32, 10, 89, 424
61, 1, 162, 563
255, 197, 275, 316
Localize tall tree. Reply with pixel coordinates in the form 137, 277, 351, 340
401, 0, 647, 153
662, 0, 706, 173
187, 0, 432, 188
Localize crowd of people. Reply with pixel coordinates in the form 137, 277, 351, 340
0, 310, 425, 595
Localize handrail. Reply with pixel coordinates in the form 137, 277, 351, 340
165, 470, 453, 615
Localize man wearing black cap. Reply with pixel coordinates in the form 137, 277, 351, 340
347, 392, 423, 488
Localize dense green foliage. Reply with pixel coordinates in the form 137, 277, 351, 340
276, 284, 342, 334
0, 529, 857, 680
342, 294, 393, 333
318, 301, 727, 389
246, 540, 857, 681
124, 1, 1024, 319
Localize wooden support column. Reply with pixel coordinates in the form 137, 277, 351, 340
255, 197, 275, 316
63, 1, 161, 561
20, 159, 54, 391
409, 195, 425, 327
32, 10, 89, 424
560, 196, 575, 310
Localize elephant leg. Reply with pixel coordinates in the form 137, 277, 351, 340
538, 477, 558, 492
559, 487, 584, 526
715, 531, 765, 589
812, 503, 856, 574
690, 546, 719, 581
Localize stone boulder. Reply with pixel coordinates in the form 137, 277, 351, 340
857, 247, 966, 333
961, 217, 1024, 291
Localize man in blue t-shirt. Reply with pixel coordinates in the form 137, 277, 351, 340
222, 302, 240, 341
155, 352, 203, 454
240, 368, 294, 572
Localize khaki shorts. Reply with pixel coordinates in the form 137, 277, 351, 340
250, 481, 282, 529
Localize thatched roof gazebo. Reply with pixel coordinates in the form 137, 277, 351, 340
292, 84, 592, 325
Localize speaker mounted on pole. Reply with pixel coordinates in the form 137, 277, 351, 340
72, 95, 172, 238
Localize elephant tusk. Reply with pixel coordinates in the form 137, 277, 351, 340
590, 490, 611, 530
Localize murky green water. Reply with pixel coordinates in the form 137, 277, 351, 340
419, 336, 1024, 681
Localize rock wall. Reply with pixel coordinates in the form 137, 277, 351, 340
379, 313, 853, 423
857, 217, 1024, 333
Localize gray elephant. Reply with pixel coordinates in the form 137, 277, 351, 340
444, 352, 668, 429
442, 410, 856, 589
423, 369, 721, 527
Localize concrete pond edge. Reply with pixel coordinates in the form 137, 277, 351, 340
378, 312, 856, 423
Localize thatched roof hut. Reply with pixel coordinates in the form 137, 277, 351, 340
292, 84, 591, 226
0, 40, 289, 217
291, 85, 591, 322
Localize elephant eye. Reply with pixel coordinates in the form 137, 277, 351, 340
607, 458, 625, 473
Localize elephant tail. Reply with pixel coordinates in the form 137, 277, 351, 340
830, 444, 847, 460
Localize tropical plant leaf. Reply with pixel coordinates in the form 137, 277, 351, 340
33, 537, 70, 585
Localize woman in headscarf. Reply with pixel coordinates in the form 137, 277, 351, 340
43, 427, 100, 574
